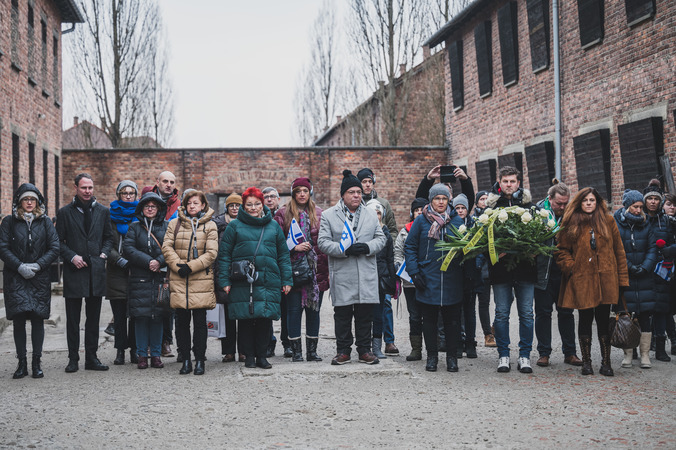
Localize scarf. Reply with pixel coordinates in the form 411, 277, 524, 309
622, 208, 645, 225
293, 209, 320, 311
422, 204, 451, 240
110, 199, 139, 235
340, 199, 362, 231
74, 196, 94, 234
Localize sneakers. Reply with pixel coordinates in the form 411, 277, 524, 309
331, 353, 351, 365
358, 352, 379, 364
497, 356, 511, 372
517, 357, 533, 373
484, 334, 497, 347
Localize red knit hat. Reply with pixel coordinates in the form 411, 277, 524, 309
292, 177, 312, 192
242, 187, 264, 204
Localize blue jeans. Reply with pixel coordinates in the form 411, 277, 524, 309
287, 290, 321, 339
135, 316, 163, 357
534, 275, 576, 357
372, 293, 394, 343
493, 282, 535, 358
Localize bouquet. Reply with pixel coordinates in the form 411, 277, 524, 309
436, 205, 559, 271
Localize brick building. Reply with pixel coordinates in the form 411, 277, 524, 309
426, 0, 675, 206
62, 116, 162, 150
0, 0, 83, 216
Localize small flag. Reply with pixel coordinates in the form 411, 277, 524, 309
396, 261, 413, 284
339, 219, 354, 253
655, 260, 674, 282
286, 218, 306, 250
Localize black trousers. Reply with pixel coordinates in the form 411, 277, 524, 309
333, 304, 374, 355
420, 301, 461, 357
220, 306, 242, 355
13, 311, 44, 358
578, 304, 611, 339
65, 296, 102, 361
175, 308, 208, 361
239, 318, 272, 358
110, 298, 135, 351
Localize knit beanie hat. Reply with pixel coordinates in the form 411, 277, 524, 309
18, 190, 39, 202
225, 193, 242, 207
181, 188, 197, 203
141, 186, 154, 196
475, 190, 489, 204
365, 199, 384, 215
453, 193, 469, 210
642, 179, 664, 203
116, 180, 138, 196
622, 189, 644, 208
429, 183, 451, 202
292, 177, 312, 192
357, 168, 375, 183
341, 170, 363, 197
411, 197, 428, 214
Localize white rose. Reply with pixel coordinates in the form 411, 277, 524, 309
478, 214, 490, 224
521, 212, 532, 223
547, 219, 556, 228
484, 208, 493, 215
539, 209, 550, 218
498, 211, 509, 223
515, 207, 526, 216
458, 225, 467, 234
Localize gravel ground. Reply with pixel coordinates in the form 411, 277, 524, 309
0, 295, 674, 449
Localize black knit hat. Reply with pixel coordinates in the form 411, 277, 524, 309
642, 179, 664, 203
341, 170, 363, 197
357, 168, 375, 183
411, 197, 428, 213
475, 190, 489, 204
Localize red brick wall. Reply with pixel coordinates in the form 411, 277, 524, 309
61, 147, 449, 228
0, 0, 64, 216
441, 0, 676, 206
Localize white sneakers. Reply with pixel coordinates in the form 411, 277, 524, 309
517, 357, 533, 374
497, 356, 510, 372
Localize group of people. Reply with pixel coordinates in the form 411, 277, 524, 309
1, 164, 674, 378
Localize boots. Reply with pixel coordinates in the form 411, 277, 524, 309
179, 359, 192, 374
194, 360, 205, 375
31, 355, 44, 378
465, 341, 478, 359
150, 356, 164, 368
13, 357, 28, 379
114, 349, 125, 365
446, 355, 458, 372
406, 335, 423, 361
306, 337, 322, 362
639, 332, 652, 369
129, 351, 139, 364
137, 356, 148, 369
256, 357, 272, 369
425, 356, 438, 372
372, 337, 387, 359
621, 349, 633, 368
290, 339, 304, 362
579, 336, 593, 375
598, 335, 614, 376
655, 336, 671, 362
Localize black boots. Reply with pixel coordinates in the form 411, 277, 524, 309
31, 355, 44, 378
425, 356, 438, 372
13, 357, 28, 379
290, 339, 304, 362
114, 349, 125, 365
446, 355, 459, 372
84, 357, 109, 371
65, 359, 78, 373
179, 360, 192, 374
194, 360, 205, 375
655, 336, 671, 362
256, 357, 272, 369
406, 335, 423, 361
306, 337, 322, 362
598, 335, 614, 376
579, 336, 593, 375
465, 341, 478, 359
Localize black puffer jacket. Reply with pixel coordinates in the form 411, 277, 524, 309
376, 225, 396, 295
123, 193, 168, 319
646, 212, 674, 312
0, 184, 60, 320
614, 209, 659, 313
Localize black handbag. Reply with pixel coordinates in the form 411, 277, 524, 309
230, 228, 265, 282
291, 255, 313, 285
156, 277, 170, 309
609, 295, 641, 349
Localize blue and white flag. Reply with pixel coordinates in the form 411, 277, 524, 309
339, 219, 355, 253
396, 261, 413, 284
655, 260, 674, 282
286, 218, 306, 250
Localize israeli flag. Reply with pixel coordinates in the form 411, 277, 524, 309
286, 218, 305, 250
339, 219, 355, 253
396, 261, 413, 284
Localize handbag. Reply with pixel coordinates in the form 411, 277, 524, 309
291, 255, 313, 285
230, 227, 265, 282
608, 294, 641, 349
156, 277, 171, 309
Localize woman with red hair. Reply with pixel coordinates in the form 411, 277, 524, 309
217, 187, 293, 369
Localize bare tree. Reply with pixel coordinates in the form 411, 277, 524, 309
428, 0, 473, 30
67, 0, 173, 148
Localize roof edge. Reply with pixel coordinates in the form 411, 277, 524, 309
424, 0, 490, 48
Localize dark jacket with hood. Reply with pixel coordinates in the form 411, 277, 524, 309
0, 184, 60, 320
376, 225, 396, 295
645, 211, 675, 312
106, 199, 138, 300
123, 193, 168, 319
56, 193, 115, 298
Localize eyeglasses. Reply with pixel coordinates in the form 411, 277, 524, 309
263, 195, 278, 200
120, 191, 136, 197
245, 202, 263, 208
143, 205, 158, 210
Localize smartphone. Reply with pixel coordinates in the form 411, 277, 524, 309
440, 165, 457, 183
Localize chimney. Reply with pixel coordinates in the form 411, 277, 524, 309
400, 63, 406, 76
423, 45, 431, 59
378, 80, 385, 90
73, 116, 79, 126
336, 115, 342, 123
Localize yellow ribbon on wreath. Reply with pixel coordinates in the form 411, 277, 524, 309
488, 222, 498, 265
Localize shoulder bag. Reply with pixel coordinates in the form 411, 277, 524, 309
143, 225, 171, 310
230, 227, 265, 283
608, 294, 641, 349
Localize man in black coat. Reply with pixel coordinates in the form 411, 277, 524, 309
56, 173, 114, 372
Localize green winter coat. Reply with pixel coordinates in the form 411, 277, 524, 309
217, 206, 293, 320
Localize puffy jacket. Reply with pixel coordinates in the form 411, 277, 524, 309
404, 205, 464, 306
123, 193, 168, 319
217, 206, 293, 320
376, 225, 396, 295
0, 184, 60, 320
614, 209, 658, 313
646, 212, 674, 312
162, 206, 218, 310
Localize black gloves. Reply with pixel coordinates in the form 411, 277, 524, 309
628, 265, 646, 277
177, 263, 192, 278
411, 273, 427, 291
345, 243, 370, 256
116, 257, 129, 269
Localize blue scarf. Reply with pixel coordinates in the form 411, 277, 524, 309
110, 200, 138, 235
622, 208, 645, 226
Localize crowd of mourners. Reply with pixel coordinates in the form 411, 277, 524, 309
1, 164, 675, 378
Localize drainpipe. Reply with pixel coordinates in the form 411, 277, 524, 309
61, 23, 76, 35
553, 0, 562, 181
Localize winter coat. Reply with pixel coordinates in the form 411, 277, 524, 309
485, 184, 537, 285
404, 205, 464, 306
646, 212, 675, 313
123, 193, 168, 319
318, 200, 386, 306
556, 214, 629, 310
162, 207, 218, 310
212, 212, 234, 304
394, 222, 414, 288
614, 209, 659, 313
376, 225, 396, 295
217, 206, 293, 321
535, 197, 562, 291
362, 190, 397, 240
0, 184, 60, 320
106, 227, 130, 300
273, 205, 329, 292
152, 186, 180, 221
56, 197, 114, 298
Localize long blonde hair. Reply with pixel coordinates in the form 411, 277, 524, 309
283, 187, 318, 234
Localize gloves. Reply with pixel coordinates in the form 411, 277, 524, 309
18, 264, 36, 279
345, 243, 370, 256
116, 257, 129, 269
177, 263, 192, 278
411, 273, 427, 291
628, 265, 646, 277
26, 263, 41, 273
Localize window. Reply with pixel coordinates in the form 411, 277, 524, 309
525, 141, 555, 201
54, 154, 60, 210
573, 129, 612, 201
27, 2, 36, 84
52, 34, 59, 103
618, 118, 664, 191
577, 0, 604, 49
43, 149, 49, 205
447, 40, 464, 111
475, 159, 497, 191
526, 0, 549, 73
41, 19, 47, 88
11, 0, 21, 70
498, 2, 519, 87
28, 141, 35, 184
474, 21, 493, 98
625, 0, 655, 27
12, 133, 20, 192
498, 152, 523, 178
